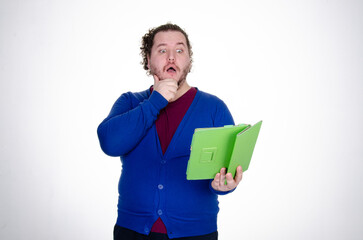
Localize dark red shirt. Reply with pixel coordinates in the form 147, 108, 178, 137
150, 86, 197, 233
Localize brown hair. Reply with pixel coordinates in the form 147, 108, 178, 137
140, 23, 193, 73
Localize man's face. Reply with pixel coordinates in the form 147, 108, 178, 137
148, 31, 191, 86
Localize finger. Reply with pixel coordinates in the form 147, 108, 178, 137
168, 86, 178, 94
219, 168, 226, 186
225, 172, 236, 189
163, 88, 177, 102
164, 80, 178, 88
155, 79, 178, 90
163, 78, 178, 87
212, 173, 221, 189
234, 166, 243, 184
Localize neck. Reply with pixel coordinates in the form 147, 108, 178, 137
171, 80, 191, 102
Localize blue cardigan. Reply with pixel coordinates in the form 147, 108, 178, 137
97, 88, 234, 238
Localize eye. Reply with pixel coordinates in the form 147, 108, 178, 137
176, 49, 183, 53
159, 49, 166, 53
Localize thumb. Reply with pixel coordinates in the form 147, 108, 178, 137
153, 75, 160, 85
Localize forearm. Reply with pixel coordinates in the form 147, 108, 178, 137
97, 91, 168, 156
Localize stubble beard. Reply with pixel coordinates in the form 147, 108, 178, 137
150, 63, 191, 87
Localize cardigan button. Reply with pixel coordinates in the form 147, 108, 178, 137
161, 160, 166, 164
158, 184, 164, 190
158, 209, 163, 216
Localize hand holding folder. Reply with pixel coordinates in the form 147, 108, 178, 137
186, 121, 262, 180
211, 165, 243, 192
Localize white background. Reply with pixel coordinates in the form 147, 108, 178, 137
1, 0, 362, 239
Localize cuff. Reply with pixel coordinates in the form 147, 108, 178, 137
149, 90, 168, 111
209, 180, 236, 195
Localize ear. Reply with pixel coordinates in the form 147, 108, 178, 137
188, 60, 192, 73
147, 54, 150, 70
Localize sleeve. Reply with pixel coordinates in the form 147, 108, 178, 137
97, 90, 168, 157
209, 98, 236, 195
212, 99, 234, 127
209, 182, 236, 195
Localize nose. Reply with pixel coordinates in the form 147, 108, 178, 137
168, 52, 175, 62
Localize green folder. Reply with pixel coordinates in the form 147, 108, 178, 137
186, 121, 262, 180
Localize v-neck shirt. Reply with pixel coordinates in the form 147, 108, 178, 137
155, 87, 197, 154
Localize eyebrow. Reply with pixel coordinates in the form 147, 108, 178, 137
155, 42, 186, 48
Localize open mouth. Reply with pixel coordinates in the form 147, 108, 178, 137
167, 67, 176, 73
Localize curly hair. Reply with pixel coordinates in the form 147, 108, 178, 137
140, 23, 193, 74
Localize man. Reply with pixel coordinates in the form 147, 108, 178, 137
97, 23, 243, 240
